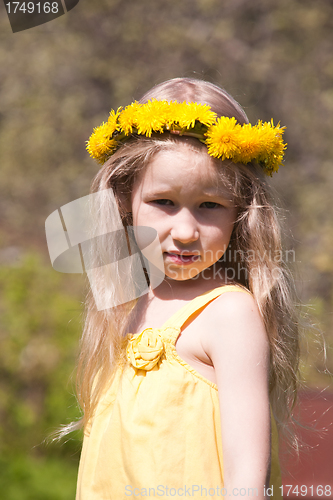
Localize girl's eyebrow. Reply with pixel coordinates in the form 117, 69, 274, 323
201, 188, 233, 199
195, 185, 235, 202
144, 187, 228, 196
144, 188, 234, 203
143, 189, 174, 197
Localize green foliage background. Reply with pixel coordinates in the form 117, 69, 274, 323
0, 0, 332, 498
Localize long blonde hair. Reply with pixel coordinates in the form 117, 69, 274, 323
65, 78, 300, 451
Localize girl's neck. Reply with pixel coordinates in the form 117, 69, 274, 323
127, 266, 232, 333
147, 266, 230, 302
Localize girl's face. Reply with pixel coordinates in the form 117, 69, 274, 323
130, 147, 238, 282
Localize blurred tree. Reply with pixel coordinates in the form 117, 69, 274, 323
0, 253, 83, 499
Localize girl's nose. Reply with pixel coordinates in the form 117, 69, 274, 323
170, 209, 200, 244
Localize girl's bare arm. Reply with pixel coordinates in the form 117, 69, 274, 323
202, 291, 271, 500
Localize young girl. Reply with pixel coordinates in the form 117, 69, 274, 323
74, 78, 300, 499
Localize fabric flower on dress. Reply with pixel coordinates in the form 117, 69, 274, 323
127, 328, 164, 370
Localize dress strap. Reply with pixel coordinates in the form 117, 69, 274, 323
161, 284, 253, 331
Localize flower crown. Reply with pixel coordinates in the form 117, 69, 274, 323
87, 99, 287, 176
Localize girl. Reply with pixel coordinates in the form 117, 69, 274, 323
74, 78, 300, 499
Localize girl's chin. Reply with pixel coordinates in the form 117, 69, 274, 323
163, 263, 221, 282
165, 274, 199, 282
164, 266, 210, 281
164, 268, 201, 281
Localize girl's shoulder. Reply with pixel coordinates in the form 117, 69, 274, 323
199, 285, 269, 363
199, 283, 256, 318
211, 283, 256, 312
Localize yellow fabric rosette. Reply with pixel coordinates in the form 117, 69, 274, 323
127, 328, 164, 370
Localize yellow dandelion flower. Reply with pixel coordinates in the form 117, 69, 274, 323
118, 102, 141, 134
257, 121, 286, 170
157, 100, 177, 129
136, 99, 171, 137
86, 121, 118, 162
205, 117, 241, 160
164, 101, 181, 129
107, 108, 121, 134
259, 122, 276, 153
235, 124, 262, 164
253, 120, 286, 174
176, 102, 216, 129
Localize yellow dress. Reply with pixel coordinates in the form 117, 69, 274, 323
76, 285, 282, 499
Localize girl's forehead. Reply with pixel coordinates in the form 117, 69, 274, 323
140, 148, 229, 193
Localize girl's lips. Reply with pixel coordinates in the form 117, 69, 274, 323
164, 252, 200, 264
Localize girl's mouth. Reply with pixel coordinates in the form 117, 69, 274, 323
164, 252, 200, 264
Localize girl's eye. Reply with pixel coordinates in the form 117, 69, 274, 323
201, 201, 222, 209
153, 199, 173, 206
